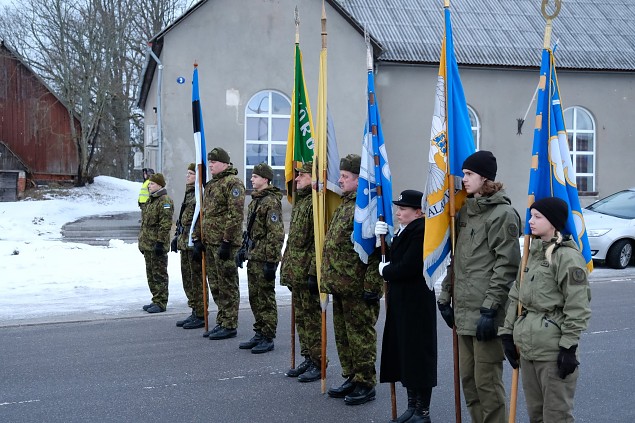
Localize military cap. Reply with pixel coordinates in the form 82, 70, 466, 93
149, 173, 166, 187
187, 163, 195, 172
296, 161, 313, 174
393, 189, 424, 209
252, 162, 274, 181
207, 147, 231, 163
340, 154, 361, 175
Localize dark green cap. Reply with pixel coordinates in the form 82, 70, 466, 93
296, 161, 313, 174
149, 173, 166, 187
340, 154, 361, 175
252, 162, 274, 181
187, 163, 195, 172
207, 147, 231, 164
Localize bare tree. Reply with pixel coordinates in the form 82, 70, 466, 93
0, 0, 190, 185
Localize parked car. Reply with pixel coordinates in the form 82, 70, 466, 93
582, 188, 635, 269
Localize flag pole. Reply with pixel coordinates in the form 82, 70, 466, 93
365, 34, 397, 420
443, 2, 462, 422
509, 2, 561, 421
319, 2, 328, 394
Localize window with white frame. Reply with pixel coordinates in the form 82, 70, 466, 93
244, 90, 291, 191
564, 106, 596, 192
467, 106, 480, 149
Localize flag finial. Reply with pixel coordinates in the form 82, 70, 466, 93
541, 0, 561, 49
295, 6, 300, 44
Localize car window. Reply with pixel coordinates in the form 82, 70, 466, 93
586, 190, 635, 219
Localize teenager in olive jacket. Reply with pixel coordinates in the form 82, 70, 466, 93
437, 151, 521, 423
500, 197, 591, 423
138, 173, 174, 314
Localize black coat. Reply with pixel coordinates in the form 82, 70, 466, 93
379, 217, 437, 388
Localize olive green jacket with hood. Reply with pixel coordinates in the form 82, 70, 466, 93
439, 190, 521, 336
500, 237, 591, 361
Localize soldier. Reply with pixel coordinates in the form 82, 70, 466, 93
280, 162, 322, 382
174, 163, 207, 329
500, 197, 591, 422
321, 154, 383, 406
238, 163, 284, 354
138, 172, 174, 314
437, 150, 521, 423
192, 147, 245, 340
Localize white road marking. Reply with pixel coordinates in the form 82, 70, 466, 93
0, 399, 40, 406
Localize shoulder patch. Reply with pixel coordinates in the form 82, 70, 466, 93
163, 203, 171, 209
569, 267, 588, 285
507, 223, 519, 238
270, 212, 278, 222
232, 187, 241, 197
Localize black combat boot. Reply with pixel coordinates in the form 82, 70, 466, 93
297, 360, 321, 383
344, 383, 376, 406
208, 326, 237, 340
239, 332, 263, 349
146, 304, 165, 313
176, 310, 195, 327
203, 324, 221, 338
286, 356, 311, 377
393, 388, 417, 423
183, 314, 205, 329
327, 375, 355, 398
251, 336, 274, 354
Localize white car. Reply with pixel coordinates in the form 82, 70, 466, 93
583, 188, 635, 269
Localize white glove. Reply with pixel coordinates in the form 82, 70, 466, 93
378, 261, 390, 276
375, 221, 388, 236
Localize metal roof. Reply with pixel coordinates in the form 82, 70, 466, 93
334, 0, 635, 70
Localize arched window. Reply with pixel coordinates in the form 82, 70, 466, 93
244, 90, 291, 191
564, 106, 596, 192
467, 106, 480, 149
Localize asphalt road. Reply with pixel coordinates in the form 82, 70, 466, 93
1, 271, 634, 423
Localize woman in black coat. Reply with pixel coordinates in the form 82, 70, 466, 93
376, 190, 437, 423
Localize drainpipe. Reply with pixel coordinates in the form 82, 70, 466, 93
147, 45, 163, 172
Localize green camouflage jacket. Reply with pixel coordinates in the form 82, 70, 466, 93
280, 186, 315, 287
320, 191, 383, 297
439, 190, 521, 336
246, 185, 284, 263
138, 187, 174, 252
193, 166, 245, 247
500, 237, 591, 361
176, 184, 196, 251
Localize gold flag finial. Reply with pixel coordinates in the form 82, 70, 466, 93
541, 0, 561, 49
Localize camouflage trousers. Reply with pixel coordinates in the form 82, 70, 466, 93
246, 260, 278, 338
332, 294, 380, 387
205, 243, 240, 329
143, 251, 169, 310
180, 249, 207, 317
292, 284, 322, 363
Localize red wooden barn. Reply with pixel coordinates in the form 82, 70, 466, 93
0, 40, 79, 200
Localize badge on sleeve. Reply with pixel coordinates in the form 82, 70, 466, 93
270, 212, 278, 222
232, 187, 241, 197
507, 223, 519, 238
569, 267, 588, 285
163, 203, 171, 209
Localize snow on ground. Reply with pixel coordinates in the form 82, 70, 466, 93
0, 176, 290, 325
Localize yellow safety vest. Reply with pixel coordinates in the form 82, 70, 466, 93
138, 179, 151, 204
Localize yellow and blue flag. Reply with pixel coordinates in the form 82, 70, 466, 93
526, 49, 593, 271
354, 55, 394, 264
190, 66, 208, 245
423, 6, 475, 286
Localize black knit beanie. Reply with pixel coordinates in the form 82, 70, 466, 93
531, 197, 569, 232
462, 150, 497, 181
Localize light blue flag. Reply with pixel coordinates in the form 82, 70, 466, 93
526, 49, 593, 271
354, 69, 394, 264
189, 66, 208, 245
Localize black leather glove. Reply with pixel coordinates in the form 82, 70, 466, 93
362, 290, 380, 306
437, 302, 455, 329
501, 334, 519, 369
263, 262, 277, 281
557, 345, 579, 379
153, 242, 165, 257
218, 240, 231, 260
307, 275, 319, 295
192, 240, 205, 261
476, 307, 498, 342
170, 237, 178, 253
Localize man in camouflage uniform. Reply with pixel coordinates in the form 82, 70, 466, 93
174, 163, 207, 329
138, 173, 174, 314
238, 163, 284, 354
280, 162, 322, 382
192, 147, 245, 340
321, 154, 383, 406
